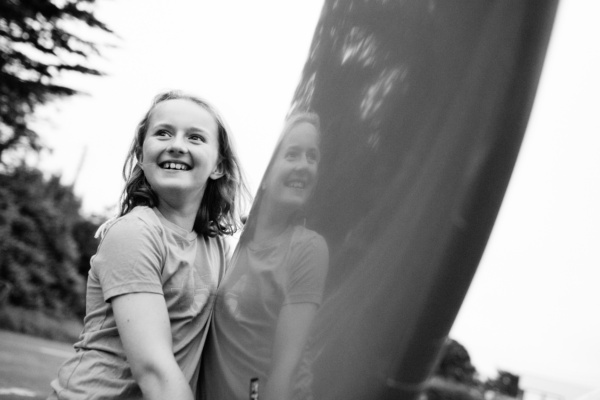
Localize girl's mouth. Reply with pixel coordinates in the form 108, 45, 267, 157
286, 180, 306, 189
159, 162, 191, 171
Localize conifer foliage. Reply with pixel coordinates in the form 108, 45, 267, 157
0, 0, 113, 164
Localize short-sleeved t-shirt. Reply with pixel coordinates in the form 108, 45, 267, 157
50, 206, 228, 399
200, 224, 328, 400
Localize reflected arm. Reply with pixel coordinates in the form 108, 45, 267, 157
263, 302, 318, 400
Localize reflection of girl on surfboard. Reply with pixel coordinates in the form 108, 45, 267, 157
201, 112, 329, 400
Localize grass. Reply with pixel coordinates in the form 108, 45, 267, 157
0, 305, 82, 343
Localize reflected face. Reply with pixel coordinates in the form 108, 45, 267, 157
263, 121, 320, 210
141, 99, 222, 205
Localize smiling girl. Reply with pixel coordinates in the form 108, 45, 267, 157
200, 112, 329, 400
48, 91, 247, 400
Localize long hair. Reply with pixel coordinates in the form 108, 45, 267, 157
241, 111, 321, 243
120, 90, 249, 238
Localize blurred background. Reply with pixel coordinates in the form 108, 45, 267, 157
0, 1, 598, 399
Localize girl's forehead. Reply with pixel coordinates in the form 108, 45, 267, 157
148, 99, 217, 128
281, 122, 320, 147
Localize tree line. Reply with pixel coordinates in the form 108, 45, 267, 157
0, 0, 113, 320
0, 167, 103, 318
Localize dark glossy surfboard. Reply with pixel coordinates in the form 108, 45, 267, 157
286, 1, 559, 399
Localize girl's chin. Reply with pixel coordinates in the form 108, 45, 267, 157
272, 197, 306, 212
153, 185, 204, 201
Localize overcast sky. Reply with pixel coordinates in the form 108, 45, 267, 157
34, 0, 599, 393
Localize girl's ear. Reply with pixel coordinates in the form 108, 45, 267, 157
210, 162, 225, 180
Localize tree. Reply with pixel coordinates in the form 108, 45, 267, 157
0, 0, 113, 165
72, 214, 104, 277
485, 370, 520, 398
422, 339, 484, 400
0, 166, 102, 318
434, 339, 479, 386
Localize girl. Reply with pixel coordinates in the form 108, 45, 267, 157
201, 112, 329, 400
49, 91, 247, 400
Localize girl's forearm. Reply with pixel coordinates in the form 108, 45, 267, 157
135, 362, 193, 400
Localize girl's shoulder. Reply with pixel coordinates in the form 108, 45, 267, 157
290, 225, 328, 252
95, 206, 161, 240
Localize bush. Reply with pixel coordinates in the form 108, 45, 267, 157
0, 305, 82, 343
0, 166, 103, 321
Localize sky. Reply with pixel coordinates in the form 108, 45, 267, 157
33, 0, 599, 395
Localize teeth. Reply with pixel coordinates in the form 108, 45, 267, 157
162, 162, 189, 170
288, 181, 305, 188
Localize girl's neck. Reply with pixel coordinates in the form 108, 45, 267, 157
156, 198, 199, 232
252, 198, 293, 243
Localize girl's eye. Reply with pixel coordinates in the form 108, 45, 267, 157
307, 150, 320, 163
189, 134, 206, 143
156, 129, 170, 137
285, 150, 299, 160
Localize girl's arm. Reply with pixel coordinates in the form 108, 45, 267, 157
113, 292, 194, 400
263, 302, 318, 400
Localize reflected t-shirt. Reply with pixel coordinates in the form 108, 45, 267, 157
50, 206, 227, 399
200, 224, 328, 400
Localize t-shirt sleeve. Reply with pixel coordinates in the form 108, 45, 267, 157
91, 215, 165, 302
285, 233, 329, 306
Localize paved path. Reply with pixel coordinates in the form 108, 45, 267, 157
0, 330, 74, 400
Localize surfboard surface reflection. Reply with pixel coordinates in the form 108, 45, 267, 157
200, 1, 558, 399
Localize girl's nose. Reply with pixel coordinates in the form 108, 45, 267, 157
167, 133, 187, 154
294, 154, 312, 170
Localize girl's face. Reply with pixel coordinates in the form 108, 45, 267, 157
262, 121, 320, 211
141, 99, 223, 206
